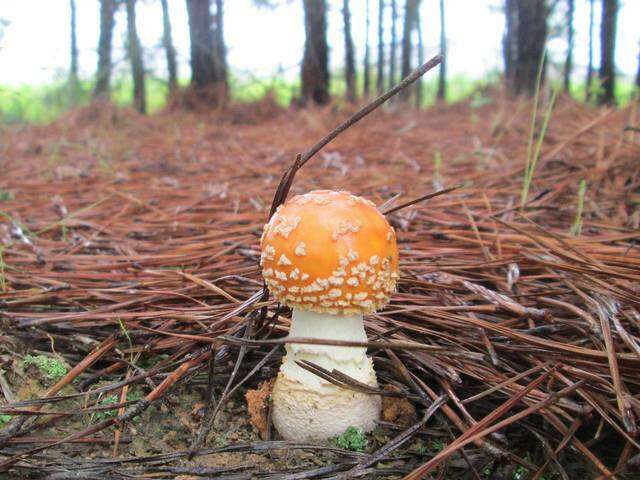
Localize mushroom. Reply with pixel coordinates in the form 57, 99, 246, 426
260, 190, 399, 441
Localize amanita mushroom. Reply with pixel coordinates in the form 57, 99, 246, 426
260, 190, 399, 441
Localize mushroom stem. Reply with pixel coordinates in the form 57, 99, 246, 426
272, 309, 381, 441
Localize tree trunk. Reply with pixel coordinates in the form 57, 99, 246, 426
598, 0, 617, 105
388, 0, 397, 90
437, 0, 446, 101
343, 0, 357, 103
363, 0, 371, 99
301, 0, 330, 105
503, 0, 518, 89
94, 0, 115, 99
376, 0, 384, 95
512, 0, 548, 96
415, 3, 423, 108
400, 0, 418, 100
563, 0, 574, 93
186, 0, 226, 104
213, 0, 228, 100
586, 0, 594, 101
160, 0, 178, 93
126, 0, 146, 114
69, 0, 78, 80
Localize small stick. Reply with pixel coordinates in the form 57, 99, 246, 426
268, 54, 443, 214
382, 183, 464, 215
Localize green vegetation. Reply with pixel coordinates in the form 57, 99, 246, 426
0, 190, 15, 202
93, 389, 143, 421
0, 414, 11, 428
333, 426, 367, 452
570, 179, 587, 236
23, 354, 68, 381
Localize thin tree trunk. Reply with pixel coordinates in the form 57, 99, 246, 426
388, 0, 397, 90
598, 0, 617, 105
376, 0, 384, 95
563, 0, 574, 93
400, 0, 418, 100
301, 0, 330, 105
69, 0, 78, 81
343, 0, 357, 103
415, 4, 423, 108
513, 0, 548, 96
126, 0, 146, 114
213, 0, 228, 100
363, 0, 371, 99
160, 0, 178, 93
503, 0, 518, 90
437, 0, 446, 101
586, 0, 594, 101
94, 0, 115, 99
187, 0, 216, 103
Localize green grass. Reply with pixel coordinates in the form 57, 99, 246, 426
23, 354, 68, 381
1, 69, 637, 125
332, 426, 367, 452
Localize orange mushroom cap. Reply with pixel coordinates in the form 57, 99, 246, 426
260, 190, 399, 315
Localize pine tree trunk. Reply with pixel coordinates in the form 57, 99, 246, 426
376, 0, 384, 95
503, 0, 518, 90
437, 0, 446, 101
415, 3, 423, 108
388, 0, 397, 90
186, 0, 225, 104
126, 0, 146, 114
400, 0, 418, 100
160, 0, 178, 93
363, 0, 371, 99
512, 0, 548, 96
213, 0, 228, 101
94, 0, 115, 99
563, 0, 574, 93
301, 0, 330, 105
343, 0, 357, 103
598, 0, 617, 105
69, 0, 78, 80
586, 0, 594, 101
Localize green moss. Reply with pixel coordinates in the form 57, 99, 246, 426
0, 414, 12, 428
22, 354, 67, 381
332, 426, 367, 452
94, 389, 144, 421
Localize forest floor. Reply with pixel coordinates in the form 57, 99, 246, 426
0, 92, 639, 479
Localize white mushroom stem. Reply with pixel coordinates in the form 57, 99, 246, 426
272, 309, 381, 441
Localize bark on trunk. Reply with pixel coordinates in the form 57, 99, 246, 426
598, 0, 617, 105
388, 0, 397, 90
437, 0, 446, 101
636, 43, 640, 93
400, 0, 418, 100
363, 0, 371, 98
70, 0, 78, 80
415, 3, 423, 108
376, 0, 384, 94
126, 0, 146, 114
586, 0, 594, 101
343, 0, 357, 103
94, 0, 115, 98
186, 0, 226, 104
511, 0, 548, 96
160, 0, 178, 93
563, 0, 574, 93
301, 0, 330, 105
213, 0, 228, 99
503, 0, 518, 90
